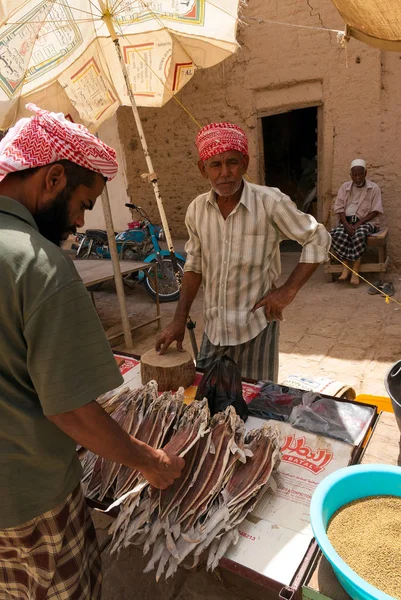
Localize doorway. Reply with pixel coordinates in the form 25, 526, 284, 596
261, 106, 318, 251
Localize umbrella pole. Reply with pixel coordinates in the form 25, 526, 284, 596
101, 185, 133, 350
103, 14, 198, 355
104, 17, 176, 263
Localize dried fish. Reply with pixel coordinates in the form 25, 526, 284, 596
223, 424, 280, 510
179, 408, 243, 532
80, 381, 281, 581
159, 437, 204, 521
97, 386, 132, 415
99, 393, 139, 500
86, 456, 103, 499
81, 451, 98, 496
163, 399, 210, 457
115, 391, 182, 499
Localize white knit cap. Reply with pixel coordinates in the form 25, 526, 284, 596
351, 158, 366, 170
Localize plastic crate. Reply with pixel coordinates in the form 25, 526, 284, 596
355, 393, 393, 413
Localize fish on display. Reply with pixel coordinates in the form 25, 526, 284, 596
79, 382, 281, 580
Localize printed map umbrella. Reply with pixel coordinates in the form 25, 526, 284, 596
0, 1, 242, 349
0, 1, 241, 128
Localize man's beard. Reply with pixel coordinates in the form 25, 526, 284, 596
34, 188, 76, 246
212, 179, 243, 198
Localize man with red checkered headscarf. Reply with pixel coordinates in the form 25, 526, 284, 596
157, 122, 331, 381
0, 105, 183, 600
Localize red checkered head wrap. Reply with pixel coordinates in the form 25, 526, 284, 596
0, 104, 118, 182
196, 122, 248, 162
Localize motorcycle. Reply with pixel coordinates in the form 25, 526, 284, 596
75, 203, 185, 302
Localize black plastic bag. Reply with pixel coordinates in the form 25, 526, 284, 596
247, 381, 304, 422
195, 355, 248, 421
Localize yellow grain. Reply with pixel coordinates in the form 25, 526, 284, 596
327, 496, 401, 599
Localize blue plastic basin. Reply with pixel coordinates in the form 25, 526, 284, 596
310, 464, 401, 600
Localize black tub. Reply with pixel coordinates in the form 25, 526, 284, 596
384, 360, 401, 465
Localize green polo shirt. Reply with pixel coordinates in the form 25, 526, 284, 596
0, 196, 123, 528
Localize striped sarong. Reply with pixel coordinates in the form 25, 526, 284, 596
0, 485, 101, 600
197, 322, 279, 382
330, 223, 377, 261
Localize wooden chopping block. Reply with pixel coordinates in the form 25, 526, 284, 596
140, 347, 195, 392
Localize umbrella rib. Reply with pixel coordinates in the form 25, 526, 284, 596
5, 0, 102, 24
86, 0, 103, 16
112, 0, 164, 25
35, 21, 95, 41
114, 0, 203, 74
6, 18, 100, 24
49, 0, 102, 19
114, 20, 202, 129
109, 0, 128, 16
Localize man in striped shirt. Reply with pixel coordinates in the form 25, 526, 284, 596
156, 122, 331, 381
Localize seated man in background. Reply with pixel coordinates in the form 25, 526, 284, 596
330, 158, 383, 285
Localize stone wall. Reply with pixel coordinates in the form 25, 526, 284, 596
96, 0, 401, 263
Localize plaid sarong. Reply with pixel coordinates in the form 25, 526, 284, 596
197, 321, 279, 382
330, 222, 377, 261
0, 485, 101, 600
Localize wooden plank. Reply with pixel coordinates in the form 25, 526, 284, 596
74, 259, 148, 287
367, 228, 388, 246
361, 411, 400, 466
325, 258, 388, 274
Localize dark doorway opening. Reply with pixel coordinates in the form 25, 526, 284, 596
262, 107, 318, 251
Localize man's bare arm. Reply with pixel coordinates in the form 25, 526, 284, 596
156, 271, 202, 354
47, 401, 184, 489
338, 212, 355, 236
355, 210, 379, 227
253, 263, 319, 321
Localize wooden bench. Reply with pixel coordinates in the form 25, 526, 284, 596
325, 227, 389, 278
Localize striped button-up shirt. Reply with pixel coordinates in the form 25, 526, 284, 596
184, 180, 331, 346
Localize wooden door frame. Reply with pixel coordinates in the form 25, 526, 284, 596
257, 103, 324, 221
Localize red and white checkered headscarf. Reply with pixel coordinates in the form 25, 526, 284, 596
196, 122, 248, 162
0, 104, 118, 182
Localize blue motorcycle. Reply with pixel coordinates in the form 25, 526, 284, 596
75, 203, 185, 302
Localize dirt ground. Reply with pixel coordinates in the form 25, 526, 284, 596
94, 244, 401, 398
90, 245, 401, 599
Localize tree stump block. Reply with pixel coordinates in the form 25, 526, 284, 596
140, 347, 195, 392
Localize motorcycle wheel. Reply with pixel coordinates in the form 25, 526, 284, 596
76, 238, 100, 260
144, 257, 184, 303
76, 238, 103, 291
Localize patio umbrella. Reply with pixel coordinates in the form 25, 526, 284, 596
330, 0, 401, 51
0, 0, 242, 348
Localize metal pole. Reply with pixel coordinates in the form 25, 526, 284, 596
101, 185, 133, 350
102, 12, 197, 353
186, 317, 198, 358
103, 14, 176, 262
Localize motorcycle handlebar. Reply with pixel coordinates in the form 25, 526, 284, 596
125, 202, 152, 223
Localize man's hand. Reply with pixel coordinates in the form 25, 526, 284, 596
155, 271, 202, 355
156, 320, 186, 354
354, 221, 365, 230
252, 286, 296, 321
140, 449, 185, 490
345, 222, 355, 236
47, 401, 184, 490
